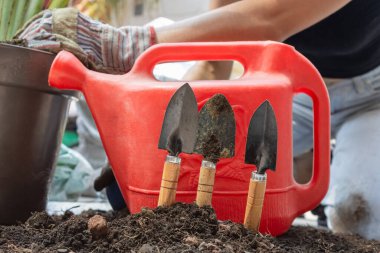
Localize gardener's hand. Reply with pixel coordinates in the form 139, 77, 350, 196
15, 8, 156, 74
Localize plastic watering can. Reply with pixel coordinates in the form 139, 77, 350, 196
48, 42, 330, 236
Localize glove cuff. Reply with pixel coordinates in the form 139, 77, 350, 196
100, 25, 157, 73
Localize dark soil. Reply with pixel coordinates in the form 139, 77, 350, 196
195, 94, 235, 163
0, 203, 379, 253
0, 39, 28, 47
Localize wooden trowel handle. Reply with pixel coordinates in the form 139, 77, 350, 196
158, 155, 181, 207
244, 172, 267, 232
196, 160, 216, 207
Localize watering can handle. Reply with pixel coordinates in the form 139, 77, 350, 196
50, 42, 279, 89
291, 53, 331, 214
131, 41, 294, 79
49, 42, 312, 88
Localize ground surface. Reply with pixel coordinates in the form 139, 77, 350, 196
0, 203, 379, 253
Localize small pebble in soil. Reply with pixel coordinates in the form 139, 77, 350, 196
87, 214, 108, 239
183, 236, 200, 246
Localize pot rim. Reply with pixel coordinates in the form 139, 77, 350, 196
0, 42, 55, 56
0, 43, 80, 98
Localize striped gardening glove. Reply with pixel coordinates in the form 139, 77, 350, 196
15, 8, 156, 74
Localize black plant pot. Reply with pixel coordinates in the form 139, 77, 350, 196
0, 43, 79, 224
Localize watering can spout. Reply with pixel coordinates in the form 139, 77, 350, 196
48, 51, 87, 91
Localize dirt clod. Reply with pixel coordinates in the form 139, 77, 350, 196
0, 203, 379, 252
0, 39, 28, 47
26, 211, 55, 229
88, 215, 108, 239
137, 244, 158, 253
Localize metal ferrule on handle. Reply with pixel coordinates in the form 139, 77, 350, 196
196, 160, 217, 207
157, 155, 181, 207
166, 155, 181, 164
244, 171, 267, 232
252, 171, 267, 181
201, 160, 216, 169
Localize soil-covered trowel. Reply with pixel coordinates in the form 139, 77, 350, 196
194, 94, 236, 207
244, 100, 278, 232
158, 83, 198, 207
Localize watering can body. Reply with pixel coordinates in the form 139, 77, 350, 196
48, 42, 330, 236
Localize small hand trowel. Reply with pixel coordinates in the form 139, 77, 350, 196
244, 100, 278, 232
157, 83, 198, 207
194, 94, 236, 207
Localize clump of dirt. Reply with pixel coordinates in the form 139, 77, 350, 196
25, 211, 55, 229
207, 94, 230, 118
200, 134, 223, 163
0, 39, 28, 47
195, 94, 235, 163
332, 193, 370, 234
0, 203, 379, 253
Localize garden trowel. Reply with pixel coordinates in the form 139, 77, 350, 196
244, 100, 277, 232
194, 94, 235, 207
157, 83, 198, 207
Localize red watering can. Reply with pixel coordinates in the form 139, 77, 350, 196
49, 42, 330, 236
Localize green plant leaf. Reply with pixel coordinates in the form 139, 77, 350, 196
0, 0, 16, 40
0, 0, 3, 39
48, 0, 69, 9
24, 0, 44, 25
7, 0, 27, 39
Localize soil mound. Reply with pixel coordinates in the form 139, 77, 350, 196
0, 203, 379, 252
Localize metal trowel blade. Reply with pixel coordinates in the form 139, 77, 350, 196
245, 100, 278, 174
158, 83, 198, 155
